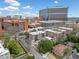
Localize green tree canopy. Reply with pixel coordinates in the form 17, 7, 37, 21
38, 39, 54, 54
65, 48, 72, 55
75, 43, 79, 52
65, 34, 78, 43
7, 39, 21, 57
4, 36, 10, 46
25, 55, 34, 59
0, 35, 24, 57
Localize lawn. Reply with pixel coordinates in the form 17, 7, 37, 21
0, 35, 25, 58
13, 39, 25, 57
54, 54, 63, 59
48, 53, 57, 59
48, 53, 63, 59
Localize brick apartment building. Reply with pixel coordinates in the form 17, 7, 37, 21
0, 17, 28, 35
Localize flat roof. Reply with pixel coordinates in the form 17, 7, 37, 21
0, 43, 9, 55
45, 37, 52, 40
45, 29, 62, 34
0, 44, 5, 53
29, 31, 45, 35
28, 27, 44, 32
59, 27, 73, 31
40, 20, 65, 23
40, 6, 68, 11
29, 23, 40, 25
52, 28, 66, 32
57, 29, 66, 32
3, 20, 24, 23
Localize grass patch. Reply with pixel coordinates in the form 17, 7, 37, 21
53, 53, 63, 59
12, 39, 24, 57
25, 55, 34, 59
0, 35, 25, 58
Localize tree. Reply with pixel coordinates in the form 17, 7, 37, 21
1, 35, 23, 57
66, 34, 77, 43
38, 40, 54, 54
7, 40, 21, 57
65, 48, 72, 55
4, 36, 11, 47
76, 37, 79, 43
56, 36, 69, 45
75, 43, 79, 52
25, 55, 34, 59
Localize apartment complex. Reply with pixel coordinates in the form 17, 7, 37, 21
0, 17, 28, 34
29, 31, 45, 41
39, 6, 68, 20
45, 29, 63, 39
28, 27, 73, 41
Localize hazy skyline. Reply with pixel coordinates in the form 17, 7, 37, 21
0, 0, 79, 17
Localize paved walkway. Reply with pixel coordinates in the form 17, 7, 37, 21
30, 48, 44, 59
16, 33, 44, 59
14, 54, 27, 59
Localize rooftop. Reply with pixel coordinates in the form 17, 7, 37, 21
0, 44, 5, 53
40, 20, 65, 23
53, 44, 67, 54
40, 6, 68, 11
28, 27, 44, 32
52, 28, 66, 32
0, 43, 9, 55
3, 20, 24, 23
45, 36, 53, 40
29, 31, 45, 35
45, 29, 62, 34
59, 27, 73, 31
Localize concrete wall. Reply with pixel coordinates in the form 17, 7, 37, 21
39, 7, 68, 20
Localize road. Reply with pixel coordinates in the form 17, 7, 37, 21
30, 48, 44, 59
16, 33, 44, 59
14, 54, 27, 59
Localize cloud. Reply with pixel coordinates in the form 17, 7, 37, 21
0, 6, 19, 11
5, 0, 16, 2
5, 6, 19, 11
54, 0, 59, 4
23, 12, 38, 17
23, 5, 32, 9
0, 8, 4, 10
0, 12, 2, 14
5, 0, 20, 6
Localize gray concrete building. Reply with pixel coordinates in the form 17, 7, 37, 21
39, 6, 68, 20
39, 20, 65, 28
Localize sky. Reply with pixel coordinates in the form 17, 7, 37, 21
0, 0, 79, 17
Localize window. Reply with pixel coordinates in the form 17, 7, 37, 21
15, 23, 19, 26
42, 33, 44, 37
12, 23, 14, 26
35, 35, 38, 41
2, 25, 4, 30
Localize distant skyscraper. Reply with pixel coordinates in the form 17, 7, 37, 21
39, 6, 68, 21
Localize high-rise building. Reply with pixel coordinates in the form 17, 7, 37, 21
39, 6, 68, 20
